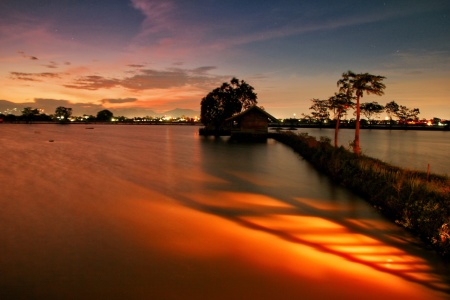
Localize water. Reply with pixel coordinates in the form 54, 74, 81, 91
0, 124, 449, 299
293, 127, 449, 176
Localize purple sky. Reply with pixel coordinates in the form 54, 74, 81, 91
1, 0, 449, 118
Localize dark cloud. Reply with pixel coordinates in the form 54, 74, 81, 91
9, 72, 39, 81
64, 75, 120, 90
10, 71, 61, 81
44, 61, 58, 69
64, 66, 223, 91
17, 51, 38, 60
191, 66, 217, 74
101, 98, 138, 104
121, 69, 189, 90
39, 72, 61, 78
127, 64, 145, 68
33, 98, 103, 116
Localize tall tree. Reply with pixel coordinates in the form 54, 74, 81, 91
200, 77, 257, 129
328, 93, 354, 147
337, 71, 386, 155
309, 98, 330, 126
360, 101, 384, 125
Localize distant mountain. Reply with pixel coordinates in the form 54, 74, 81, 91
109, 107, 199, 118
109, 107, 157, 118
162, 108, 200, 118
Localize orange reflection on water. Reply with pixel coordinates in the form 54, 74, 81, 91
103, 182, 449, 299
186, 191, 295, 209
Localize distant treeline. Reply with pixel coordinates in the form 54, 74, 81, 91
270, 119, 449, 130
0, 107, 200, 124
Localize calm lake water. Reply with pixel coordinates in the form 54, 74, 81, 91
292, 127, 449, 176
1, 124, 449, 299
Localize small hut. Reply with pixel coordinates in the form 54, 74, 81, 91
225, 105, 279, 140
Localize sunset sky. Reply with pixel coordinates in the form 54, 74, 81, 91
1, 0, 449, 119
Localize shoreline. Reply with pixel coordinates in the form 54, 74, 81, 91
2, 121, 448, 131
270, 124, 449, 131
269, 131, 450, 260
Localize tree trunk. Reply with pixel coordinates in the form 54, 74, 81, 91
334, 110, 341, 148
354, 96, 361, 155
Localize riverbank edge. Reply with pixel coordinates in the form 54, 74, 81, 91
269, 131, 450, 260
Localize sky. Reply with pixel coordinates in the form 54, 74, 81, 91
0, 0, 449, 119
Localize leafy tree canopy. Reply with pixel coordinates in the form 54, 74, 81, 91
96, 109, 113, 122
337, 70, 386, 155
360, 101, 384, 123
328, 93, 354, 120
309, 98, 330, 124
385, 101, 399, 120
200, 77, 257, 129
55, 106, 72, 122
396, 105, 420, 121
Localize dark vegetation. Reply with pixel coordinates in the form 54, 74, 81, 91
200, 77, 257, 131
270, 131, 450, 259
0, 107, 200, 124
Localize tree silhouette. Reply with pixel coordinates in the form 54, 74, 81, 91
309, 98, 330, 126
328, 93, 354, 147
96, 109, 113, 122
200, 77, 257, 130
396, 105, 420, 124
360, 102, 384, 125
55, 106, 72, 123
385, 101, 399, 127
337, 71, 386, 155
21, 107, 39, 123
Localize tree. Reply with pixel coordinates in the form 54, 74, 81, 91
200, 77, 257, 129
432, 117, 441, 125
337, 71, 386, 155
360, 101, 384, 125
55, 106, 72, 123
328, 93, 354, 147
309, 98, 330, 126
396, 105, 420, 124
385, 101, 399, 126
21, 107, 39, 123
96, 109, 113, 122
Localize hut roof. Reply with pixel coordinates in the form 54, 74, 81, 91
226, 105, 279, 123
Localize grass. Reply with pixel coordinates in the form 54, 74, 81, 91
269, 131, 450, 259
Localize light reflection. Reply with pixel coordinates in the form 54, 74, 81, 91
185, 191, 295, 209
112, 191, 448, 299
177, 188, 450, 297
3, 125, 449, 299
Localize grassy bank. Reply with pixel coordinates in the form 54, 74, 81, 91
269, 131, 450, 259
